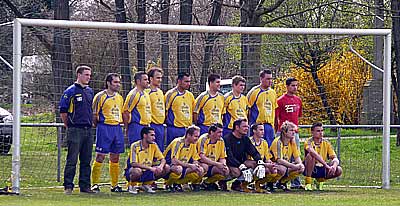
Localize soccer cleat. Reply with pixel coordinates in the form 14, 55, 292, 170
166, 185, 176, 192
231, 180, 242, 192
64, 188, 72, 195
305, 184, 313, 191
173, 184, 184, 192
276, 182, 290, 192
218, 180, 229, 192
128, 185, 138, 194
141, 184, 156, 193
110, 185, 123, 193
316, 182, 324, 191
190, 184, 201, 192
266, 182, 275, 193
91, 184, 100, 193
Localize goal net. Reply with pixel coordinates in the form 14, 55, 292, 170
0, 18, 392, 193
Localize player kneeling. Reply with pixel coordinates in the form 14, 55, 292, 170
303, 122, 342, 191
163, 126, 205, 192
197, 123, 229, 191
270, 121, 304, 192
125, 127, 170, 194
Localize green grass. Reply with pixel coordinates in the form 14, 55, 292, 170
2, 187, 400, 206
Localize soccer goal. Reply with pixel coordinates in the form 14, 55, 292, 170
3, 18, 391, 194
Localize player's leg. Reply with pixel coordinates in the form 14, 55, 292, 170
109, 125, 125, 192
63, 127, 80, 194
78, 127, 94, 193
128, 122, 145, 144
91, 124, 112, 192
165, 165, 183, 192
304, 153, 316, 190
263, 124, 275, 146
266, 164, 285, 192
183, 165, 204, 191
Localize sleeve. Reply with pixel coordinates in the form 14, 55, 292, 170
327, 141, 337, 159
222, 94, 230, 115
129, 144, 137, 164
244, 97, 249, 116
153, 144, 165, 160
191, 144, 201, 161
171, 141, 180, 159
164, 90, 175, 111
92, 93, 102, 116
194, 92, 206, 114
304, 138, 310, 151
224, 137, 242, 167
292, 143, 300, 159
246, 87, 257, 107
197, 136, 207, 154
59, 89, 72, 113
270, 140, 279, 161
220, 140, 227, 158
275, 97, 282, 122
123, 90, 139, 113
246, 137, 262, 161
273, 91, 278, 110
191, 93, 196, 115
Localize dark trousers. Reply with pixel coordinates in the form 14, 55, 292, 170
63, 127, 93, 189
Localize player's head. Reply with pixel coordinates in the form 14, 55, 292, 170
177, 72, 191, 90
141, 126, 155, 144
105, 73, 121, 92
233, 118, 249, 136
76, 65, 92, 85
147, 67, 163, 87
311, 122, 324, 139
232, 75, 246, 94
208, 123, 223, 139
134, 71, 149, 89
280, 120, 297, 140
185, 125, 200, 143
208, 74, 221, 92
251, 123, 264, 139
259, 69, 273, 88
286, 77, 298, 95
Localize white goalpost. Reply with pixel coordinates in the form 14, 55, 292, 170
11, 18, 391, 194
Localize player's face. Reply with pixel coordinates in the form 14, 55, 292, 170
233, 81, 246, 94
209, 79, 221, 92
78, 69, 91, 85
188, 130, 200, 143
210, 128, 223, 139
260, 74, 273, 88
238, 121, 249, 136
253, 125, 264, 138
108, 76, 121, 92
140, 74, 149, 89
178, 76, 191, 90
287, 81, 298, 95
150, 71, 163, 87
144, 130, 156, 144
286, 126, 296, 140
311, 126, 324, 139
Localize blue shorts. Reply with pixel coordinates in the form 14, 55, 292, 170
223, 128, 232, 138
95, 123, 124, 154
166, 126, 186, 146
150, 123, 165, 152
198, 124, 209, 136
303, 165, 326, 178
263, 123, 275, 146
125, 168, 155, 182
128, 122, 147, 144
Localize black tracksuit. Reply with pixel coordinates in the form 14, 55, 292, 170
224, 132, 261, 168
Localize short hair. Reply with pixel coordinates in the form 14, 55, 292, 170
134, 71, 147, 83
232, 75, 246, 86
208, 123, 223, 134
76, 65, 91, 75
286, 77, 298, 86
259, 69, 272, 78
208, 74, 221, 85
148, 67, 163, 78
280, 120, 297, 133
233, 118, 247, 132
177, 72, 190, 81
105, 73, 120, 89
186, 125, 200, 136
311, 122, 323, 131
251, 123, 262, 132
141, 126, 155, 139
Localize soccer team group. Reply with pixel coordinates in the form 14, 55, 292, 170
59, 65, 342, 195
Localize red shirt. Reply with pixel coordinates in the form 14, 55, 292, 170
276, 94, 302, 131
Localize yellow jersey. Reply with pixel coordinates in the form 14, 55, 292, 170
165, 88, 195, 127
304, 137, 336, 165
222, 91, 248, 129
197, 133, 227, 162
93, 90, 123, 125
163, 137, 200, 164
249, 136, 271, 161
270, 137, 300, 162
194, 91, 225, 126
129, 140, 164, 167
145, 88, 165, 124
123, 88, 152, 125
247, 85, 278, 125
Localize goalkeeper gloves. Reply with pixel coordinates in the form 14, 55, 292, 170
253, 160, 266, 179
239, 164, 253, 182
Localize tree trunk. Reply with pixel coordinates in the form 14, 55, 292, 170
160, 0, 170, 91
177, 0, 193, 74
136, 0, 146, 71
115, 0, 131, 96
391, 0, 400, 146
310, 68, 337, 125
200, 0, 223, 91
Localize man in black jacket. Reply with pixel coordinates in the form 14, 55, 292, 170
222, 118, 266, 192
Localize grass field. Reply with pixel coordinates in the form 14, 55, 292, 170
2, 187, 400, 206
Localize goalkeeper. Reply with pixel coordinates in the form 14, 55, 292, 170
222, 119, 267, 193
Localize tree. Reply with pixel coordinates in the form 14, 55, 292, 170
136, 0, 146, 71
177, 0, 193, 74
391, 0, 400, 145
160, 0, 170, 91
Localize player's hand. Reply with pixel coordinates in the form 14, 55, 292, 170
149, 167, 157, 173
328, 165, 336, 176
253, 160, 266, 179
239, 164, 253, 183
216, 162, 225, 170
155, 165, 163, 173
189, 164, 198, 171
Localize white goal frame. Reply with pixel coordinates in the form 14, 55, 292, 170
12, 18, 392, 193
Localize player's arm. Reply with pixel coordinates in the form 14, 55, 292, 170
276, 158, 298, 169
247, 138, 262, 162
193, 93, 205, 124
59, 90, 71, 128
305, 144, 330, 169
131, 162, 154, 171
60, 113, 68, 128
92, 94, 101, 128
199, 153, 224, 168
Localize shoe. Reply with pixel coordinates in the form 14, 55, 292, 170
173, 184, 183, 192
218, 180, 229, 192
231, 180, 241, 192
80, 188, 96, 194
166, 185, 176, 192
276, 182, 290, 192
316, 182, 324, 191
190, 184, 201, 192
266, 182, 275, 193
64, 188, 72, 195
128, 185, 138, 194
305, 184, 313, 191
151, 182, 158, 190
110, 185, 123, 193
141, 184, 156, 193
91, 184, 100, 193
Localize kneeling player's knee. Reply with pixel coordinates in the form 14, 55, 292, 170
336, 166, 343, 176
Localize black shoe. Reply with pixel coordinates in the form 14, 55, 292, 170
231, 180, 241, 192
218, 180, 229, 192
191, 184, 201, 192
266, 182, 275, 193
80, 188, 96, 194
110, 185, 123, 193
173, 184, 183, 192
276, 182, 290, 192
166, 185, 176, 192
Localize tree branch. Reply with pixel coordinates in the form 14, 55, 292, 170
256, 0, 285, 16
